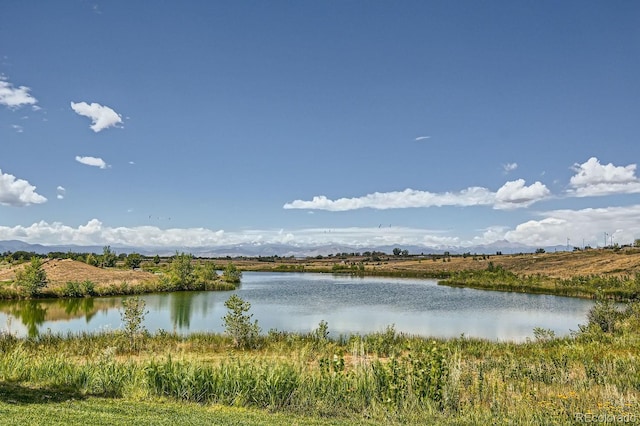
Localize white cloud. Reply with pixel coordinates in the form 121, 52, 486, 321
56, 186, 66, 200
11, 124, 23, 133
284, 187, 496, 211
0, 169, 47, 207
568, 157, 640, 197
0, 77, 38, 108
3, 206, 639, 250
0, 220, 456, 248
471, 226, 512, 245
502, 162, 518, 173
505, 204, 640, 247
285, 180, 548, 212
70, 101, 123, 132
494, 179, 550, 209
415, 136, 431, 141
75, 156, 108, 169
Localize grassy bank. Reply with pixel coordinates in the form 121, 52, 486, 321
0, 301, 639, 425
0, 258, 240, 300
440, 264, 640, 300
0, 393, 361, 426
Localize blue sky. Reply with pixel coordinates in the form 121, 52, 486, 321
1, 1, 639, 250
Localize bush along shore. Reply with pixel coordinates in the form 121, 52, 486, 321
0, 253, 242, 300
439, 262, 640, 301
0, 295, 639, 425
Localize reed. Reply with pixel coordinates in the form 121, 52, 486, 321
0, 302, 639, 424
440, 268, 640, 300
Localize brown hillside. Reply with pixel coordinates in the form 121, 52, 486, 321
235, 248, 640, 279
0, 258, 157, 286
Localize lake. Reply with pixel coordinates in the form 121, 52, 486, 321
0, 272, 595, 341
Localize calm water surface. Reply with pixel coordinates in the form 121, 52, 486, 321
0, 272, 595, 341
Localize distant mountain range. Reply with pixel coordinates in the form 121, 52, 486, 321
0, 239, 573, 258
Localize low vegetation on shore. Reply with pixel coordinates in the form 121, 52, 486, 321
0, 248, 242, 300
2, 246, 640, 300
440, 262, 640, 300
236, 247, 640, 300
0, 294, 638, 425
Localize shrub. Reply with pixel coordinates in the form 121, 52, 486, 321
169, 252, 196, 290
15, 257, 48, 298
222, 263, 242, 284
586, 297, 620, 333
222, 294, 260, 349
120, 296, 148, 351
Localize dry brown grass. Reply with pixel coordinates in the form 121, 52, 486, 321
0, 258, 158, 289
234, 248, 640, 279
2, 249, 639, 294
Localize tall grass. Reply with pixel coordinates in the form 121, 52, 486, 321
441, 267, 640, 300
0, 305, 639, 424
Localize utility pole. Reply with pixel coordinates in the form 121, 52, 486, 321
604, 232, 608, 248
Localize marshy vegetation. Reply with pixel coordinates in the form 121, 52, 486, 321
0, 295, 639, 424
441, 262, 640, 300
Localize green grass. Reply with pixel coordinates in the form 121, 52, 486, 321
0, 302, 639, 425
440, 266, 640, 300
0, 394, 367, 426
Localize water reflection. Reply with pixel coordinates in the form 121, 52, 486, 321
170, 292, 193, 329
0, 272, 596, 341
0, 297, 107, 337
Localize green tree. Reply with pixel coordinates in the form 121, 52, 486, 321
222, 262, 242, 284
170, 252, 196, 290
153, 254, 161, 265
196, 261, 218, 283
222, 294, 260, 348
125, 253, 142, 269
392, 247, 402, 256
85, 253, 99, 267
120, 296, 148, 352
15, 257, 48, 298
101, 246, 117, 268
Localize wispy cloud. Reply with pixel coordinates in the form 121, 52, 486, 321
502, 162, 518, 173
56, 186, 66, 200
0, 169, 47, 206
70, 101, 123, 132
11, 124, 23, 133
414, 136, 431, 141
0, 77, 38, 109
567, 157, 640, 197
284, 180, 549, 212
75, 156, 109, 169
